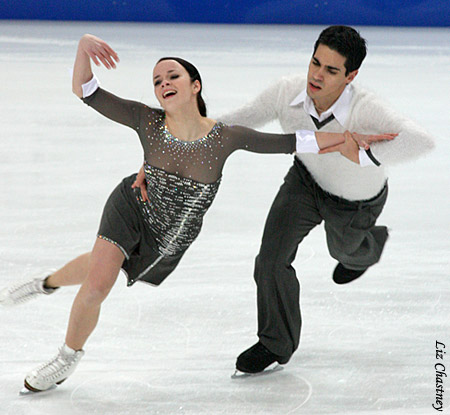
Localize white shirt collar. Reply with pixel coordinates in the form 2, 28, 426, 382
290, 83, 353, 126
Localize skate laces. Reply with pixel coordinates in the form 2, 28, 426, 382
34, 346, 81, 382
7, 279, 45, 303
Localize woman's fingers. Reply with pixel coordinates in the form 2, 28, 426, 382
90, 47, 115, 69
366, 134, 397, 143
86, 50, 101, 66
103, 43, 119, 63
318, 144, 341, 154
84, 38, 119, 69
97, 44, 119, 68
351, 132, 398, 149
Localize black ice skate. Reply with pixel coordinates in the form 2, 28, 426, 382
233, 341, 288, 378
332, 263, 368, 284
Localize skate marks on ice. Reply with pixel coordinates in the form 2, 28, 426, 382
332, 287, 442, 311
228, 371, 313, 414
328, 289, 444, 352
66, 371, 312, 414
70, 377, 159, 414
328, 288, 444, 343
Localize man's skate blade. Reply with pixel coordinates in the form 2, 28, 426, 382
19, 384, 57, 396
231, 363, 284, 379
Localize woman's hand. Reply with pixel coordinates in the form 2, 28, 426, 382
79, 34, 119, 70
350, 131, 397, 150
131, 165, 149, 202
318, 131, 397, 164
72, 34, 119, 97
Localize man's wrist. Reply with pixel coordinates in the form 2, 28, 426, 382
359, 148, 381, 167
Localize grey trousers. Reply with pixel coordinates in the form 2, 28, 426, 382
255, 158, 388, 358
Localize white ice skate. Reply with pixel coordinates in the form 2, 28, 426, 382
0, 276, 57, 307
21, 344, 85, 395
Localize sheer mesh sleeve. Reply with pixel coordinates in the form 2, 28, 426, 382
221, 125, 296, 156
82, 87, 154, 131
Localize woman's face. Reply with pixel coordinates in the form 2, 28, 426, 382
153, 60, 200, 113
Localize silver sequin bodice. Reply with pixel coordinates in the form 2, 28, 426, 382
139, 163, 221, 256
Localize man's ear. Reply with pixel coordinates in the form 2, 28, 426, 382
346, 69, 359, 84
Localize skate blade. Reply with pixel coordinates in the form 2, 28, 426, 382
231, 362, 284, 379
19, 384, 57, 396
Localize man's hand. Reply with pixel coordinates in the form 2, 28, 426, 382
131, 165, 149, 202
319, 131, 360, 164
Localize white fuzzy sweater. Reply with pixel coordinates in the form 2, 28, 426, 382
219, 75, 435, 201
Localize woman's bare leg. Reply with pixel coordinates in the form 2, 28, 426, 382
64, 238, 124, 350
45, 252, 91, 288
22, 239, 124, 392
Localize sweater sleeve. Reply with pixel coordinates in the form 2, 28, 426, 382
218, 77, 287, 128
352, 94, 435, 166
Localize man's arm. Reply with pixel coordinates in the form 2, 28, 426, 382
132, 167, 149, 202
350, 95, 435, 165
218, 77, 290, 128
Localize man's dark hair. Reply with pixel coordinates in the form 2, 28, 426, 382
313, 26, 367, 75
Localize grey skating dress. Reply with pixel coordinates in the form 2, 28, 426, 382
82, 88, 296, 286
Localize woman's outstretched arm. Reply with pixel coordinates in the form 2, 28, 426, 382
72, 34, 119, 98
72, 34, 153, 132
226, 126, 396, 160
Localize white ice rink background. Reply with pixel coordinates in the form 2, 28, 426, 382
0, 21, 449, 414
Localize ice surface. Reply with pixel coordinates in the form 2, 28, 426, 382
0, 21, 449, 414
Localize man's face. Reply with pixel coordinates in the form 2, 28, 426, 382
307, 44, 358, 109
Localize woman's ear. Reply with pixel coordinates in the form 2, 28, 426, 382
192, 80, 201, 93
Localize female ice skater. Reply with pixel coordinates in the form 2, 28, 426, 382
0, 34, 395, 393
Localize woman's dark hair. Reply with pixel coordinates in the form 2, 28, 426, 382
313, 26, 367, 75
157, 57, 207, 117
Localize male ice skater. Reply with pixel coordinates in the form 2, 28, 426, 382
218, 25, 434, 374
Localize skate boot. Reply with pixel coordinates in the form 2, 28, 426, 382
0, 276, 58, 307
23, 343, 85, 393
235, 341, 289, 375
332, 263, 368, 284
